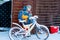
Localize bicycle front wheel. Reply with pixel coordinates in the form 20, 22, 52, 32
36, 25, 49, 40
9, 27, 24, 40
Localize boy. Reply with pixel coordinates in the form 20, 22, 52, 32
18, 5, 32, 30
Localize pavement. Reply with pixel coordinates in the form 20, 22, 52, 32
0, 28, 60, 40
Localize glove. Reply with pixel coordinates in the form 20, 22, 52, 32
19, 19, 26, 22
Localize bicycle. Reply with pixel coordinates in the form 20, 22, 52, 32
9, 15, 49, 40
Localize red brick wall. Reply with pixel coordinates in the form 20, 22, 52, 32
12, 0, 22, 23
35, 0, 60, 27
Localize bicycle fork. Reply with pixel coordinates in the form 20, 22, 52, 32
25, 23, 35, 36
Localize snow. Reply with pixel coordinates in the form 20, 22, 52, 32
0, 31, 10, 40
0, 27, 10, 30
0, 30, 60, 40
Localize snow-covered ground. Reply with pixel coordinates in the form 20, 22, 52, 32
0, 30, 60, 40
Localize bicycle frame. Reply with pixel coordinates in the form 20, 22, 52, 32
25, 17, 37, 36
12, 16, 38, 36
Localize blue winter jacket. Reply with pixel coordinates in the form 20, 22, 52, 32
18, 6, 32, 24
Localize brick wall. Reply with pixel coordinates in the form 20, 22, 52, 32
35, 0, 60, 27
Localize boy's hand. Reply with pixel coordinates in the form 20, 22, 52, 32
23, 20, 27, 22
19, 19, 27, 22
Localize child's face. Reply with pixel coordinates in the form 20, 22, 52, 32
27, 7, 31, 11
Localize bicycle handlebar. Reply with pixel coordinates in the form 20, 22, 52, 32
19, 15, 38, 23
29, 15, 38, 20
